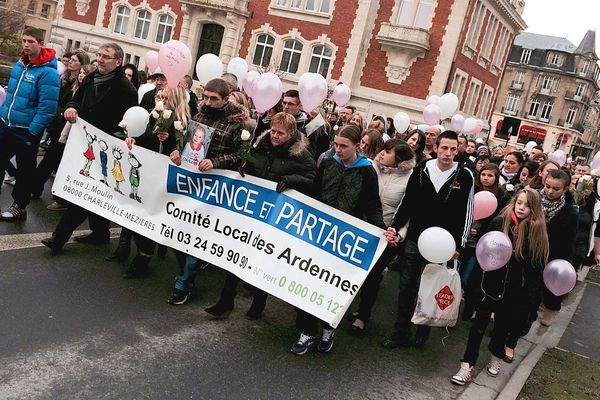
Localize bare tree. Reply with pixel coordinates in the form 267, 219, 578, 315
0, 2, 27, 49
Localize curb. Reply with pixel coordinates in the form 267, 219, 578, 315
456, 266, 590, 400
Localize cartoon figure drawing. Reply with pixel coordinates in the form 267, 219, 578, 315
80, 126, 97, 176
127, 152, 142, 203
112, 146, 125, 194
98, 140, 109, 185
181, 125, 206, 167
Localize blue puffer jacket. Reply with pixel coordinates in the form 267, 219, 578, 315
0, 48, 60, 137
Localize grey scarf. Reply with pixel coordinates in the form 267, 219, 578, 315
541, 191, 566, 222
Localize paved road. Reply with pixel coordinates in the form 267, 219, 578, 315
0, 181, 474, 400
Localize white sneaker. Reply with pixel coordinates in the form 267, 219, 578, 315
4, 175, 16, 185
487, 355, 502, 377
451, 362, 473, 385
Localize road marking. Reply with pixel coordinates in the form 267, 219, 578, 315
0, 228, 121, 252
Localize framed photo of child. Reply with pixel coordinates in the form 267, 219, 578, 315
181, 121, 215, 168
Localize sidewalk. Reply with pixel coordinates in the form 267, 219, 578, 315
458, 266, 596, 400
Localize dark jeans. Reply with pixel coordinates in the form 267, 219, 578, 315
295, 309, 333, 336
543, 285, 563, 311
0, 123, 40, 208
355, 246, 398, 322
53, 202, 111, 244
216, 271, 269, 310
392, 240, 430, 340
33, 139, 65, 197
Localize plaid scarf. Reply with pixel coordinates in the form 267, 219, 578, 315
540, 191, 566, 222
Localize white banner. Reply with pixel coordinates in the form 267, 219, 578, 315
52, 120, 387, 327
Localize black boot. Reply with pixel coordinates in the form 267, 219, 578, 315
122, 254, 151, 279
106, 230, 131, 262
246, 290, 267, 320
41, 234, 66, 255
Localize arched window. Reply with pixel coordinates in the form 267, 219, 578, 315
114, 6, 130, 35
252, 34, 275, 67
134, 10, 152, 40
156, 14, 174, 43
280, 40, 303, 73
308, 45, 332, 77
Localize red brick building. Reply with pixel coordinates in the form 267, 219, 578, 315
52, 0, 526, 125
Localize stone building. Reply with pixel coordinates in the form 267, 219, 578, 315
50, 0, 526, 125
489, 30, 600, 159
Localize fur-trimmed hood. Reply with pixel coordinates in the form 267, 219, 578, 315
253, 129, 309, 157
198, 100, 250, 124
374, 153, 416, 175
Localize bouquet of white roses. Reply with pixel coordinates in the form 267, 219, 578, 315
151, 101, 184, 153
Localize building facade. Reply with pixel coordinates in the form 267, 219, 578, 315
489, 30, 600, 159
0, 0, 58, 44
50, 0, 526, 126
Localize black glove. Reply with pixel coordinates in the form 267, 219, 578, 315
276, 180, 287, 193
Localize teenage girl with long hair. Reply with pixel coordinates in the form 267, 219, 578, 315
451, 188, 549, 386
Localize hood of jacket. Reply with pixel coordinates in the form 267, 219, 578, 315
374, 153, 416, 175
254, 129, 309, 157
21, 48, 57, 67
198, 101, 249, 124
333, 152, 372, 169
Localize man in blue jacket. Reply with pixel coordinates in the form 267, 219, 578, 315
0, 27, 60, 221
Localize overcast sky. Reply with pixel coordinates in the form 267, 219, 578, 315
522, 0, 600, 53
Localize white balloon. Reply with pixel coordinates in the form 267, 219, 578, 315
549, 149, 567, 166
242, 70, 260, 98
393, 112, 410, 133
227, 57, 248, 89
418, 227, 456, 264
426, 95, 440, 105
195, 54, 223, 86
298, 72, 328, 112
439, 93, 459, 119
122, 106, 150, 138
57, 61, 65, 76
417, 124, 429, 132
524, 141, 538, 154
137, 83, 156, 104
463, 117, 478, 133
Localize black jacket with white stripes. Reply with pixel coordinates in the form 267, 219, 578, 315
390, 159, 474, 249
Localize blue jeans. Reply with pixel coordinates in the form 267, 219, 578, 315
459, 247, 479, 288
175, 255, 202, 291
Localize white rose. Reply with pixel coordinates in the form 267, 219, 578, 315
162, 109, 172, 119
505, 184, 515, 192
240, 129, 251, 141
591, 169, 598, 177
582, 174, 593, 182
155, 101, 164, 111
174, 121, 184, 131
151, 110, 160, 119
333, 125, 339, 131
118, 120, 127, 129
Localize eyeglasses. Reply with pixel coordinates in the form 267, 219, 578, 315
96, 53, 117, 60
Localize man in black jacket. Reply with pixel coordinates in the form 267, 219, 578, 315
139, 70, 167, 112
382, 130, 474, 349
42, 43, 137, 253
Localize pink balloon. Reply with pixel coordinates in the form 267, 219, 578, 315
450, 114, 464, 132
473, 119, 484, 134
242, 70, 260, 98
298, 72, 328, 112
591, 151, 600, 171
251, 73, 283, 114
333, 83, 351, 107
145, 51, 159, 74
476, 231, 513, 272
549, 149, 567, 167
543, 259, 577, 296
423, 104, 441, 125
158, 40, 193, 89
473, 191, 498, 220
0, 86, 5, 108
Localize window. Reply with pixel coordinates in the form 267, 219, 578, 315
395, 0, 435, 29
550, 53, 559, 65
528, 97, 540, 117
466, 1, 485, 49
133, 55, 140, 68
464, 81, 481, 115
124, 53, 131, 64
514, 71, 525, 84
520, 49, 531, 64
540, 100, 553, 121
156, 14, 174, 43
481, 16, 498, 59
66, 39, 73, 52
580, 60, 590, 75
134, 10, 152, 40
308, 45, 332, 77
541, 75, 553, 90
493, 27, 509, 66
114, 6, 130, 35
479, 88, 493, 118
27, 1, 35, 15
505, 94, 520, 113
566, 106, 578, 125
575, 83, 586, 97
41, 3, 50, 19
274, 0, 331, 14
280, 40, 303, 74
451, 72, 467, 101
252, 34, 275, 67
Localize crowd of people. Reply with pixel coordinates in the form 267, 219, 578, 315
1, 28, 598, 383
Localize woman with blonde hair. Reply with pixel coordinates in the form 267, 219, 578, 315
452, 188, 549, 385
348, 112, 366, 130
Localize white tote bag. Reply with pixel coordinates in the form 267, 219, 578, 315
411, 261, 462, 327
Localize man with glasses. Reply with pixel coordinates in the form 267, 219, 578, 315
282, 89, 308, 133
0, 27, 60, 221
42, 42, 137, 252
140, 70, 168, 112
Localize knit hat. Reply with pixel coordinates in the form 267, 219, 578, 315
477, 145, 489, 155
